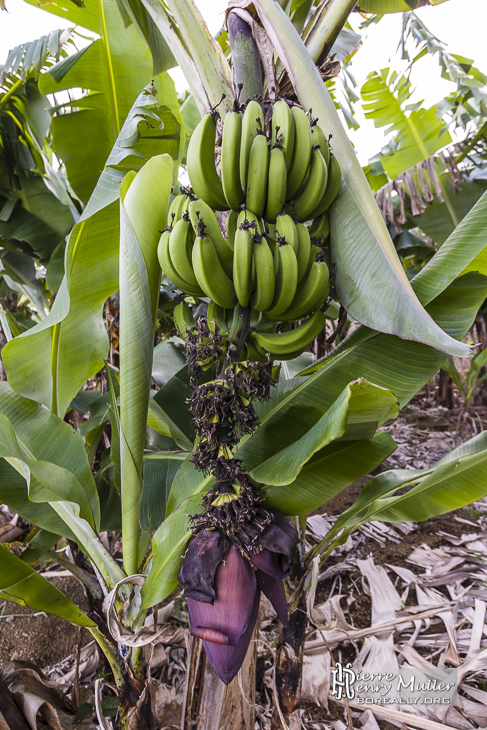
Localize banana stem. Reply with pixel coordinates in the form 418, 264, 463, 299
235, 306, 252, 359
227, 12, 264, 102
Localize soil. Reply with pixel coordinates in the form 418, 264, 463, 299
0, 577, 89, 667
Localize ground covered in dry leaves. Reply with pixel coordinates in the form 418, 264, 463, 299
1, 397, 486, 730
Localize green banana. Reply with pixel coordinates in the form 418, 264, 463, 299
188, 199, 233, 278
278, 261, 329, 321
275, 213, 298, 254
286, 106, 312, 200
233, 223, 254, 307
168, 194, 186, 227
158, 229, 204, 296
295, 223, 311, 284
168, 217, 200, 291
244, 337, 269, 363
251, 234, 275, 312
311, 123, 330, 166
240, 100, 264, 192
227, 209, 239, 250
254, 316, 279, 333
307, 155, 342, 219
192, 234, 237, 309
246, 133, 269, 219
265, 241, 298, 318
309, 211, 330, 239
221, 111, 245, 211
207, 301, 230, 333
187, 113, 228, 211
264, 144, 287, 224
289, 147, 328, 222
174, 300, 196, 338
251, 308, 326, 356
271, 99, 295, 169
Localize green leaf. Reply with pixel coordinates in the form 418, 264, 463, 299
330, 183, 470, 357
0, 383, 100, 527
140, 452, 186, 530
0, 29, 72, 81
361, 68, 451, 179
263, 431, 397, 515
0, 544, 95, 626
3, 86, 178, 417
3, 206, 119, 416
141, 494, 202, 609
411, 177, 487, 245
412, 190, 487, 304
21, 529, 59, 564
27, 0, 174, 203
347, 430, 487, 526
152, 339, 186, 387
153, 362, 197, 450
356, 0, 449, 12
119, 155, 173, 574
251, 380, 398, 487
0, 461, 76, 538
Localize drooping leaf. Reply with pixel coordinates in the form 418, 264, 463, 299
263, 431, 396, 515
341, 431, 487, 529
356, 0, 449, 11
0, 382, 100, 528
411, 176, 487, 244
250, 380, 398, 486
0, 544, 95, 626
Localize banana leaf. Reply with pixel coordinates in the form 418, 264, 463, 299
119, 154, 173, 574
356, 0, 449, 11
3, 86, 179, 417
24, 0, 175, 203
0, 544, 95, 626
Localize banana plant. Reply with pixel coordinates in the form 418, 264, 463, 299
1, 0, 486, 728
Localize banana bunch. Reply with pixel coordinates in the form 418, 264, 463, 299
159, 193, 330, 360
187, 99, 342, 224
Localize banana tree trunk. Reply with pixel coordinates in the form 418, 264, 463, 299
181, 608, 262, 730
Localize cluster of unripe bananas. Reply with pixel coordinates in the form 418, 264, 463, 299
157, 98, 342, 361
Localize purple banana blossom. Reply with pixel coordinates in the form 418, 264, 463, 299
178, 510, 298, 684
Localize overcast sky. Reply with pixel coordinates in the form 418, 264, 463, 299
1, 0, 486, 162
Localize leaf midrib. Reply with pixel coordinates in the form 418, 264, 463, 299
98, 0, 120, 138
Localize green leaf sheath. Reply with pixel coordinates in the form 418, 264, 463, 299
119, 155, 173, 576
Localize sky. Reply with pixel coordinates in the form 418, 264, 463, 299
1, 0, 487, 163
